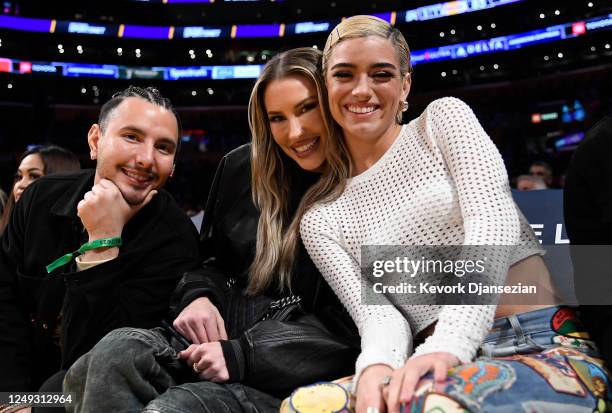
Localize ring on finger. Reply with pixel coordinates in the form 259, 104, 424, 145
193, 362, 200, 374
379, 374, 392, 392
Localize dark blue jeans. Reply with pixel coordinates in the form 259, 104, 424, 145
64, 327, 279, 413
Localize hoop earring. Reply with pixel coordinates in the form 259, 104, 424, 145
169, 164, 176, 178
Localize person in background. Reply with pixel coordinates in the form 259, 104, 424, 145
0, 86, 200, 401
516, 174, 548, 191
0, 145, 80, 235
564, 114, 612, 369
529, 160, 554, 187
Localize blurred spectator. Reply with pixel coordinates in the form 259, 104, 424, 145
564, 114, 612, 368
0, 145, 81, 234
529, 161, 554, 187
516, 174, 547, 191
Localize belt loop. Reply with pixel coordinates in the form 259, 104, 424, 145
480, 343, 492, 358
508, 314, 526, 345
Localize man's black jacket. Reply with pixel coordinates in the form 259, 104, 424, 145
0, 169, 200, 391
170, 144, 360, 397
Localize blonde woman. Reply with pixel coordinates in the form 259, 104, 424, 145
64, 48, 358, 412
298, 15, 605, 413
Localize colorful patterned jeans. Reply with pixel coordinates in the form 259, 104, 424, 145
284, 306, 611, 413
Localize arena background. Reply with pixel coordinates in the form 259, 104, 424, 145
0, 0, 610, 211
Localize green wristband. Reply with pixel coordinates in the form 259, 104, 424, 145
76, 237, 122, 254
46, 237, 122, 273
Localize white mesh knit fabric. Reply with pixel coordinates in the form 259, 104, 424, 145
300, 97, 542, 378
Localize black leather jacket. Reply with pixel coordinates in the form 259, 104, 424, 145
170, 144, 359, 397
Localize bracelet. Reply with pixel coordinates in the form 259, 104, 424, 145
46, 237, 122, 273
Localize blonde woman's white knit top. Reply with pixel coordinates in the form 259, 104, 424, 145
300, 97, 542, 378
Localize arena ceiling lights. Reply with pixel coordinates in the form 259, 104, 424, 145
129, 0, 282, 2
0, 0, 523, 39
1, 13, 610, 81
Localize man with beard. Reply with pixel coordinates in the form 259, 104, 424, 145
0, 86, 200, 394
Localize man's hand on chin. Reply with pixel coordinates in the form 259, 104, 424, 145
77, 178, 157, 262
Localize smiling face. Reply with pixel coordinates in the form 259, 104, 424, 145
88, 97, 179, 205
326, 35, 410, 153
13, 153, 45, 202
264, 75, 327, 172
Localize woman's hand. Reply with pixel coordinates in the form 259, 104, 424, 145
179, 342, 229, 382
385, 352, 459, 413
355, 364, 393, 413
